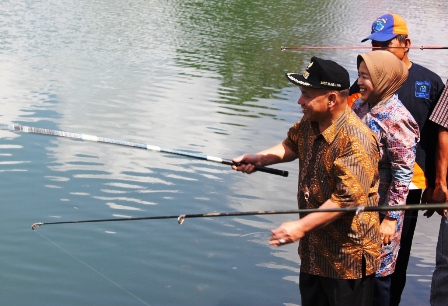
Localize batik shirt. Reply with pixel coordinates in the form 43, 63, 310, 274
350, 64, 444, 189
352, 94, 419, 277
283, 107, 381, 279
430, 80, 448, 129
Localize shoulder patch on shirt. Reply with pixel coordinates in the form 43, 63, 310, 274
414, 81, 431, 99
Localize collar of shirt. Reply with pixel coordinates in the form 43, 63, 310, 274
310, 107, 349, 144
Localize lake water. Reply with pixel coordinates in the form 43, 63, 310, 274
1, 0, 447, 305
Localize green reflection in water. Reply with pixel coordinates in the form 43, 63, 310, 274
171, 0, 336, 108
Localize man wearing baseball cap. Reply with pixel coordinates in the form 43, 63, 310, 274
348, 13, 445, 306
232, 57, 381, 306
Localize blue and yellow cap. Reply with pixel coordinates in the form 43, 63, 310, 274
361, 13, 408, 42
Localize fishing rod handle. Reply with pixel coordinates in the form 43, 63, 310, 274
253, 165, 288, 177
223, 159, 289, 177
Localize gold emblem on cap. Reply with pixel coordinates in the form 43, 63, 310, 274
302, 61, 313, 79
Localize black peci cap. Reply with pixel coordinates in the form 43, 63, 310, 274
285, 56, 350, 90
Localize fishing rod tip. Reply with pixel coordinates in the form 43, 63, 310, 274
31, 222, 43, 230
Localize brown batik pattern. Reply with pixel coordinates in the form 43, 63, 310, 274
283, 107, 381, 279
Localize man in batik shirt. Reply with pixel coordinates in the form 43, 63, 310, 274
232, 56, 381, 306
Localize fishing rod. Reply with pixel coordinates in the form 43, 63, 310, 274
31, 203, 447, 230
281, 45, 448, 51
1, 124, 288, 177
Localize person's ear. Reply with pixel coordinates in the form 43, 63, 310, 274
404, 37, 411, 48
327, 92, 337, 107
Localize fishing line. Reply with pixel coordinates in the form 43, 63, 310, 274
1, 123, 288, 177
31, 203, 448, 229
281, 45, 448, 51
33, 230, 151, 306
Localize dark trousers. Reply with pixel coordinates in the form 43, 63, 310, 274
390, 189, 422, 306
300, 258, 375, 306
374, 274, 392, 306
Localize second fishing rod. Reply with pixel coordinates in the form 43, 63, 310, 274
31, 203, 448, 230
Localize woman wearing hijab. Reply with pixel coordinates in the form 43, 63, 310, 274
352, 50, 420, 306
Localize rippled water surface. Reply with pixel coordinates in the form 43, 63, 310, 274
1, 0, 447, 305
